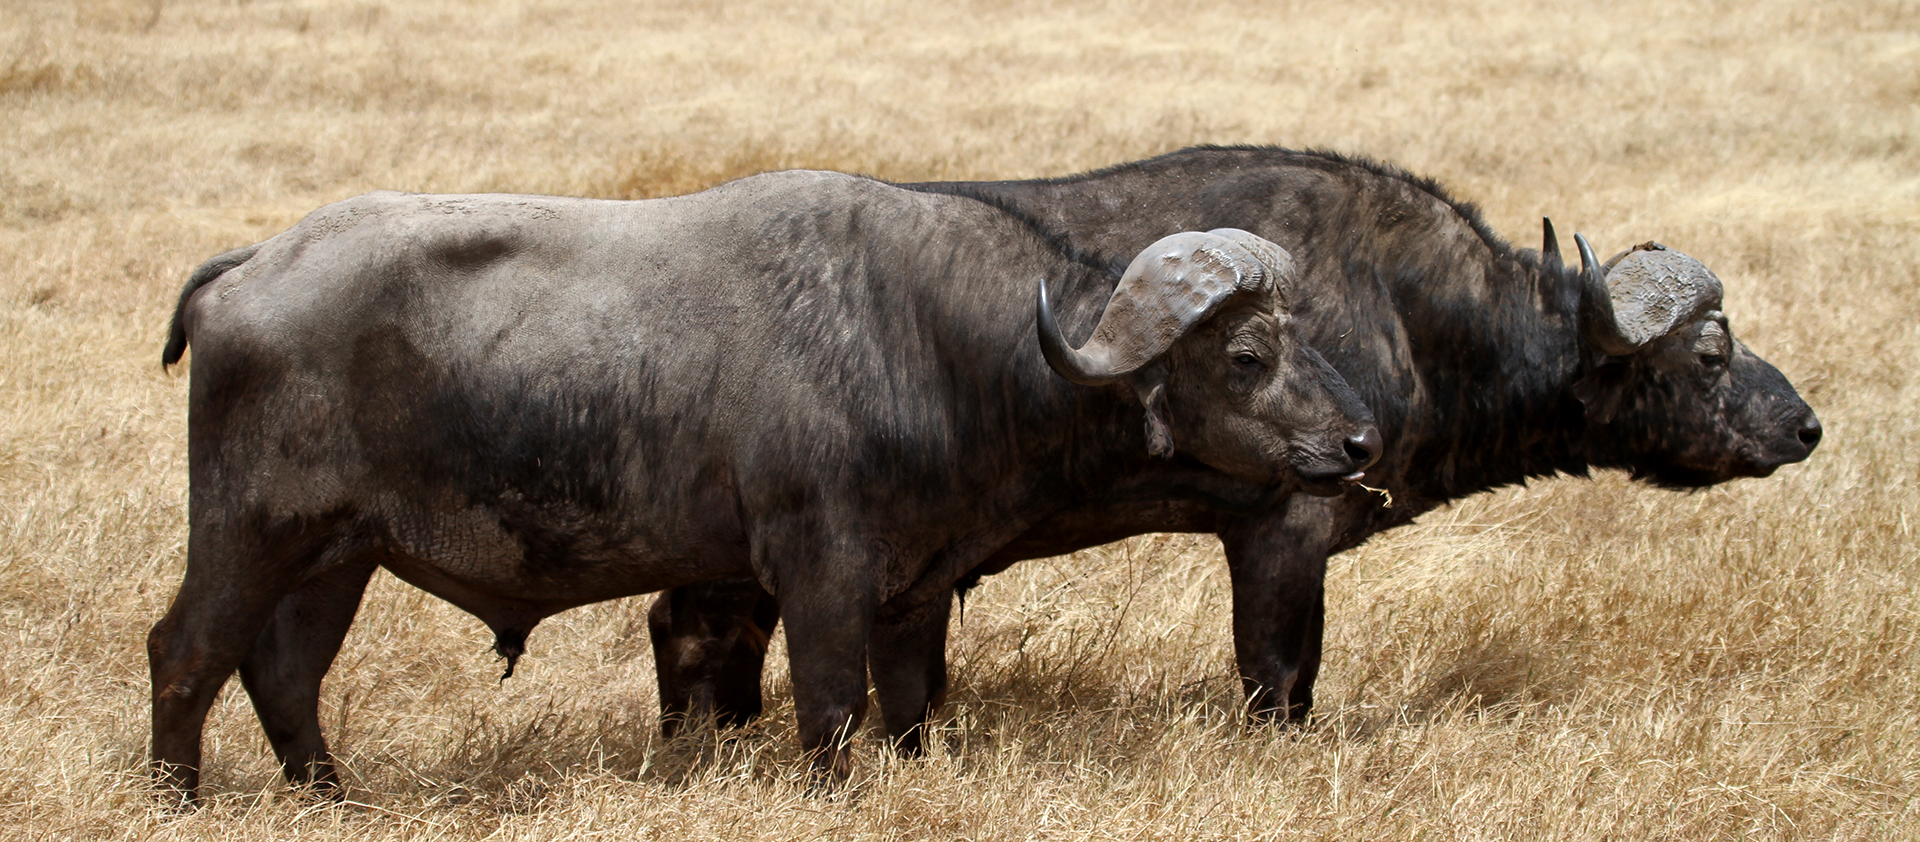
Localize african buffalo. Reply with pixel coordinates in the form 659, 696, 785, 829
149, 169, 1381, 801
648, 146, 1822, 732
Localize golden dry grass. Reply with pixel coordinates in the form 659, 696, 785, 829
3, 0, 1917, 838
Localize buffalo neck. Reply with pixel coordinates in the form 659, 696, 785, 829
1377, 254, 1596, 506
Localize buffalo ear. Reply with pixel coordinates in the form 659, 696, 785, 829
1571, 361, 1630, 425
1130, 365, 1176, 458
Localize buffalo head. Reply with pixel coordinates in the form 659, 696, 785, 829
1555, 222, 1822, 488
1038, 228, 1382, 487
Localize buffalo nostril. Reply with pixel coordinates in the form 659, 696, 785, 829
1798, 418, 1822, 450
1345, 427, 1383, 471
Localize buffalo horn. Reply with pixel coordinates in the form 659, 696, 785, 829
1541, 218, 1563, 274
1038, 280, 1119, 385
1037, 230, 1280, 386
1579, 233, 1639, 357
1580, 233, 1725, 357
1203, 227, 1297, 305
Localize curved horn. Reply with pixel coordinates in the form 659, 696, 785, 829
1578, 233, 1640, 357
1038, 278, 1120, 386
1580, 234, 1725, 356
1605, 243, 1725, 346
1037, 231, 1276, 386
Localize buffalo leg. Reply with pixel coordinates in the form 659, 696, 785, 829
647, 578, 781, 736
777, 565, 875, 786
237, 558, 377, 795
1219, 499, 1334, 723
1291, 582, 1326, 717
149, 522, 321, 804
868, 593, 951, 757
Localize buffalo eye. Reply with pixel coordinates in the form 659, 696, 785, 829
1690, 320, 1731, 371
1232, 352, 1262, 369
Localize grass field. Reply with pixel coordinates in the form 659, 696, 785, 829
3, 0, 1917, 838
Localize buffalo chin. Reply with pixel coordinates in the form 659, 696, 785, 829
1295, 475, 1352, 498
1632, 459, 1781, 491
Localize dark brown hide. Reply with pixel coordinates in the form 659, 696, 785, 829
648, 146, 1821, 731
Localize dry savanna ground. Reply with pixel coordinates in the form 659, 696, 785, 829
3, 0, 1917, 838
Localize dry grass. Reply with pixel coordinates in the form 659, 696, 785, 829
3, 0, 1917, 838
